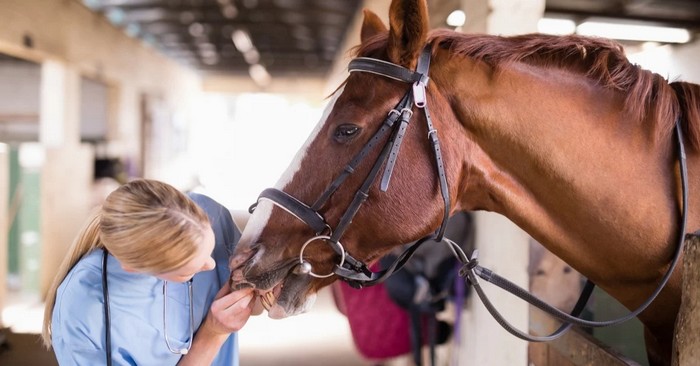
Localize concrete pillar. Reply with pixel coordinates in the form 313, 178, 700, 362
40, 60, 80, 149
460, 212, 530, 365
456, 1, 544, 365
488, 0, 544, 35
459, 0, 490, 34
672, 235, 700, 366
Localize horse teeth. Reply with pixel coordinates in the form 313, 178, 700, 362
260, 291, 275, 311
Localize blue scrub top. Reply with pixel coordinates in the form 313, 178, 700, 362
52, 193, 240, 366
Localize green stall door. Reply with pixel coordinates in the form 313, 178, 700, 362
7, 144, 42, 293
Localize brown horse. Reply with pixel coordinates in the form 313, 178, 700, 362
229, 1, 700, 365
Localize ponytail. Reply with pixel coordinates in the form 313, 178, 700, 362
41, 209, 103, 348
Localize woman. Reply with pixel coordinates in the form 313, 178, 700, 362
42, 179, 255, 365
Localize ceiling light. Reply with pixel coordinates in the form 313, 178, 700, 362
538, 17, 576, 35
232, 29, 253, 52
576, 21, 691, 44
249, 64, 271, 87
243, 49, 260, 64
446, 10, 466, 27
221, 4, 238, 19
189, 22, 205, 37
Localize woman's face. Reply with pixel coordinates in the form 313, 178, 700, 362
155, 227, 217, 283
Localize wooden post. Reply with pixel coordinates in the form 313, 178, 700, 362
457, 1, 544, 364
672, 234, 700, 366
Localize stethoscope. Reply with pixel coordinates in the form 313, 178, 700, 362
102, 249, 194, 366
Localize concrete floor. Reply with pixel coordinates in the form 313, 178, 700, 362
239, 287, 371, 366
0, 287, 377, 366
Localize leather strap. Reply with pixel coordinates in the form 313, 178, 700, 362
459, 119, 689, 341
349, 57, 424, 84
312, 93, 410, 211
381, 104, 413, 191
254, 188, 329, 234
102, 249, 113, 366
413, 45, 451, 240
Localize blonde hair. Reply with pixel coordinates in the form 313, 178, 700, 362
41, 179, 210, 348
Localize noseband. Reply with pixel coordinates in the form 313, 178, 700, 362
250, 45, 450, 288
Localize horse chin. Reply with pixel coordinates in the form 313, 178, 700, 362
266, 273, 317, 318
233, 264, 318, 319
268, 290, 317, 319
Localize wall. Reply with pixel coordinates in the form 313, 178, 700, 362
0, 0, 201, 175
670, 40, 700, 83
0, 58, 41, 141
0, 0, 204, 299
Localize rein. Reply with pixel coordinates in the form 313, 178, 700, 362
457, 120, 689, 341
250, 45, 450, 288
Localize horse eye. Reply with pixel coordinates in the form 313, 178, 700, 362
334, 124, 361, 143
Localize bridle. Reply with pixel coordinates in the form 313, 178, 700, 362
250, 45, 450, 289
250, 43, 690, 342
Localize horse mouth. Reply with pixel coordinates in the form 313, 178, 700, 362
230, 267, 307, 319
230, 276, 284, 311
258, 284, 282, 312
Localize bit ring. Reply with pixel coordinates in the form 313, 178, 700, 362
298, 235, 346, 278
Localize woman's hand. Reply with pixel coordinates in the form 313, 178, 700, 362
202, 285, 256, 335
177, 286, 255, 365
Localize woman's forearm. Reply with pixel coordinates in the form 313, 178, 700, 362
176, 327, 230, 366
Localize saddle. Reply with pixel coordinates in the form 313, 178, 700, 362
334, 211, 474, 365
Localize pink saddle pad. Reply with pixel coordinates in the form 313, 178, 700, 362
332, 280, 412, 360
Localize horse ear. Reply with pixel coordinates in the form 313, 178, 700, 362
387, 0, 430, 69
360, 9, 388, 44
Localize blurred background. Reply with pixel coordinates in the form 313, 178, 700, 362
0, 0, 699, 365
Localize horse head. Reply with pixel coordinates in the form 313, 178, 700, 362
228, 0, 468, 319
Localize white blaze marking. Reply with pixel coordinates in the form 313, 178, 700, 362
240, 87, 345, 247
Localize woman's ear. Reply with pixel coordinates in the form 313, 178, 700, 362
121, 264, 136, 273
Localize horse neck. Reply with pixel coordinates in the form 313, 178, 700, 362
436, 56, 680, 291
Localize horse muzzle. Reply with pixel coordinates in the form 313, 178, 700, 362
229, 251, 317, 319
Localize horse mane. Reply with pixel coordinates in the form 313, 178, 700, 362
353, 30, 700, 150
